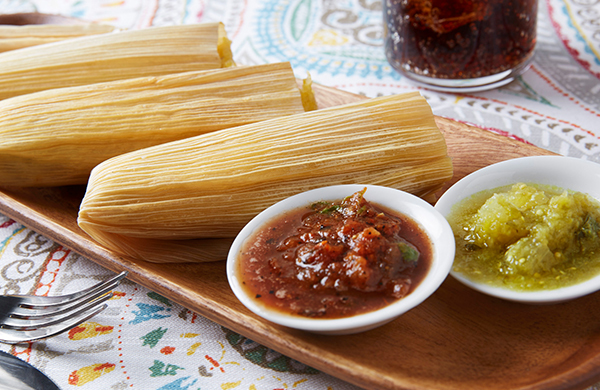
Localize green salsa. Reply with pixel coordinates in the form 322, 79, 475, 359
447, 183, 600, 291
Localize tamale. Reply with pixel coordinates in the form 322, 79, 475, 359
78, 92, 454, 263
0, 24, 116, 53
0, 62, 313, 187
0, 23, 234, 100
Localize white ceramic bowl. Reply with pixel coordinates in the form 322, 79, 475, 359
435, 156, 600, 304
226, 184, 455, 335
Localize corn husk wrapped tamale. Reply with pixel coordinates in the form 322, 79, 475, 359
0, 23, 234, 100
78, 92, 454, 263
0, 62, 314, 187
0, 24, 116, 53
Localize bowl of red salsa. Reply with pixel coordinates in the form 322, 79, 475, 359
226, 184, 455, 334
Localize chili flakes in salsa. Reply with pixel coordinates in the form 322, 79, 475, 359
238, 189, 432, 319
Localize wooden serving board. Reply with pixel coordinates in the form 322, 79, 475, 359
2, 84, 599, 390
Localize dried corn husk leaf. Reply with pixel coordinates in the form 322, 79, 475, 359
78, 91, 454, 263
0, 24, 116, 52
0, 62, 311, 187
0, 23, 233, 100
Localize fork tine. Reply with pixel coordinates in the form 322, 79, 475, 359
3, 292, 114, 328
15, 271, 127, 308
10, 274, 124, 318
0, 303, 109, 344
0, 271, 127, 344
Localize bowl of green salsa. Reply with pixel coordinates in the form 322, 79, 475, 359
435, 156, 600, 304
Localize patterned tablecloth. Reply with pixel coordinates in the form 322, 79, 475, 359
1, 0, 600, 389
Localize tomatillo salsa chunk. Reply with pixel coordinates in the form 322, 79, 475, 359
237, 189, 432, 319
448, 183, 600, 291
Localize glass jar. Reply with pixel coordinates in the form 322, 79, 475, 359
383, 0, 538, 91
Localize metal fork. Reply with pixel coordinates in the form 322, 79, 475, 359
0, 271, 127, 344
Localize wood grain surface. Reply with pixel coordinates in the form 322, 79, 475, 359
1, 84, 599, 390
0, 13, 89, 25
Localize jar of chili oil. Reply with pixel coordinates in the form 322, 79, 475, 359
383, 0, 538, 91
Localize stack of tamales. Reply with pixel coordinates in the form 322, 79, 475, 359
0, 62, 314, 186
0, 21, 454, 264
77, 92, 453, 263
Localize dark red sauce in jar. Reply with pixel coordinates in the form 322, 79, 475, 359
383, 0, 537, 81
237, 189, 432, 319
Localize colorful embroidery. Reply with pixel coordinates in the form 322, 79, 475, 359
68, 321, 114, 340
141, 327, 168, 348
149, 360, 184, 377
68, 362, 116, 386
130, 303, 171, 324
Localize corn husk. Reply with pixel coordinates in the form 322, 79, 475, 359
0, 62, 312, 187
78, 92, 454, 263
0, 23, 233, 100
0, 24, 116, 52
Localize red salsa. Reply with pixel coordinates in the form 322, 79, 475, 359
237, 189, 432, 319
